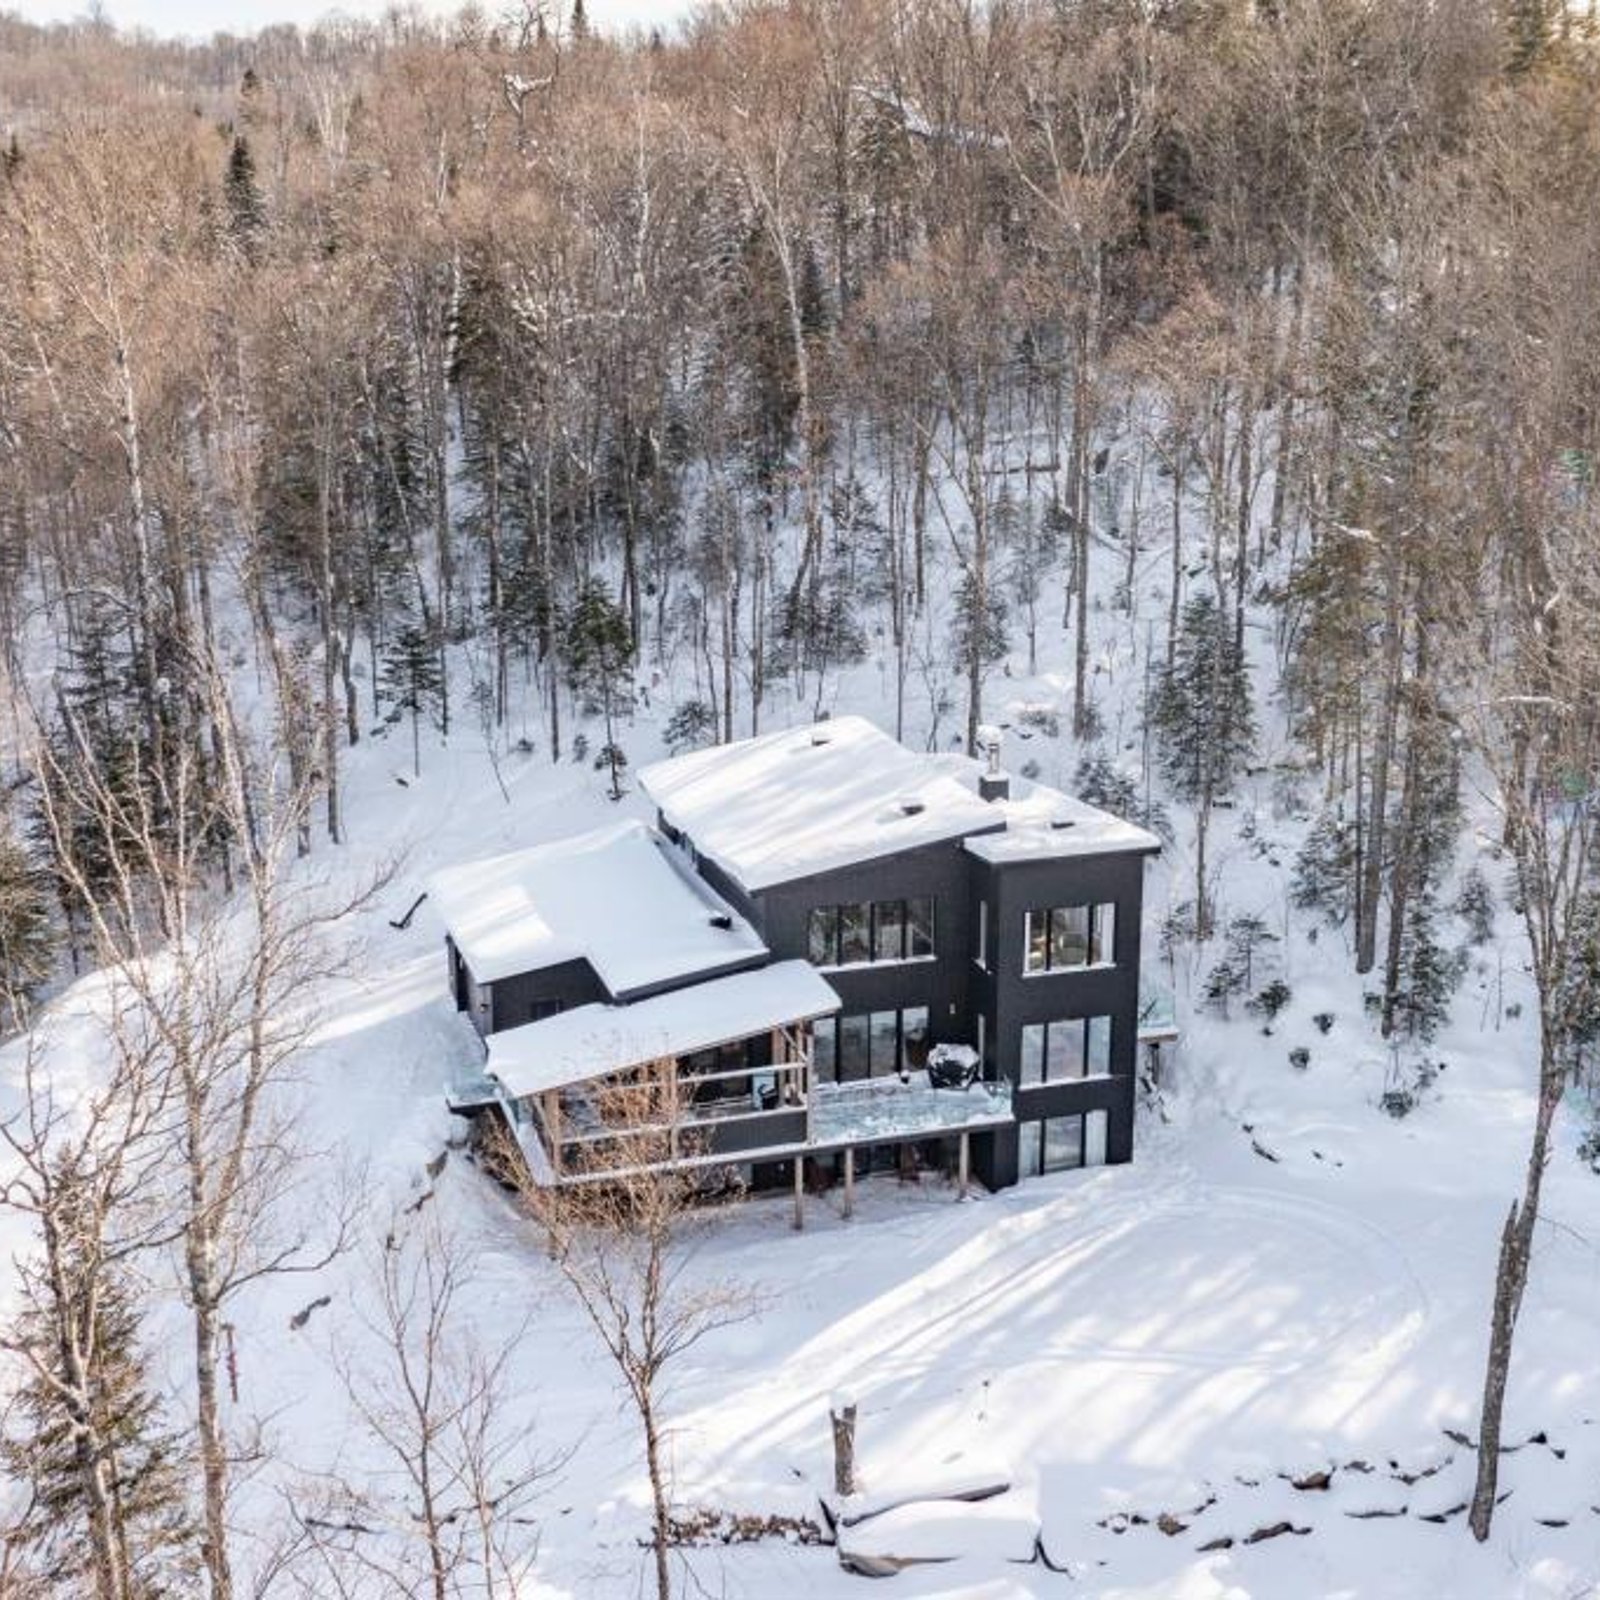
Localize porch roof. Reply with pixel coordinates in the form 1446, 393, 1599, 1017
486, 960, 840, 1100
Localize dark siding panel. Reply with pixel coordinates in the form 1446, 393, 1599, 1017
752, 838, 977, 1054
980, 848, 1150, 1169
487, 958, 607, 1034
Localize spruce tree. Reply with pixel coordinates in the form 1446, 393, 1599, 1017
1149, 591, 1254, 935
381, 621, 447, 778
0, 829, 55, 1030
3, 1177, 194, 1597
223, 134, 265, 258
564, 578, 636, 800
1291, 810, 1357, 927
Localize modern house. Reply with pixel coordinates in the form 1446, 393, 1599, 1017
437, 716, 1161, 1212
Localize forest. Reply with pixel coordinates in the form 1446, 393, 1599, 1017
2, 0, 1600, 1595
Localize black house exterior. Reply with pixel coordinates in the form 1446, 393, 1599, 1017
435, 716, 1160, 1205
643, 717, 1159, 1192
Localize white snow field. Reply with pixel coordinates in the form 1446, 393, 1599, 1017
5, 521, 1600, 1597
21, 680, 1585, 1600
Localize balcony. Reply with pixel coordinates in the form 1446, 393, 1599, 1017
809, 1072, 1014, 1148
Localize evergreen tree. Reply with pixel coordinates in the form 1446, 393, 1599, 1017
1224, 913, 1278, 992
3, 1176, 194, 1597
564, 578, 636, 800
0, 829, 55, 1030
1386, 893, 1462, 1042
1073, 754, 1172, 842
663, 699, 717, 755
1454, 866, 1497, 948
223, 134, 265, 257
1291, 810, 1357, 927
381, 621, 447, 778
1149, 591, 1254, 935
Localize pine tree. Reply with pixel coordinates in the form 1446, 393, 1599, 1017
1386, 893, 1462, 1042
1454, 866, 1497, 948
1073, 754, 1172, 842
0, 830, 55, 1030
3, 1176, 195, 1598
565, 578, 636, 800
1225, 914, 1278, 992
1291, 810, 1357, 927
223, 134, 265, 258
1149, 591, 1255, 935
381, 621, 447, 778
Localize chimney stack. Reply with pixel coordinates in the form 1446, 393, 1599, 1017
976, 725, 1010, 802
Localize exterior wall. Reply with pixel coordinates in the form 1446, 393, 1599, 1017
748, 837, 980, 1065
486, 957, 607, 1035
967, 847, 1149, 1187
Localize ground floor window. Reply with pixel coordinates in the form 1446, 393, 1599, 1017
1018, 1109, 1110, 1177
813, 1006, 930, 1081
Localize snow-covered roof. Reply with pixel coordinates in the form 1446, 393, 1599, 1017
639, 716, 1159, 889
427, 820, 766, 994
486, 960, 840, 1099
962, 784, 1162, 864
639, 717, 1004, 891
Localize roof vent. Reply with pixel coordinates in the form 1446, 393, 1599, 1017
708, 912, 734, 931
809, 727, 832, 748
1049, 816, 1076, 831
898, 796, 926, 817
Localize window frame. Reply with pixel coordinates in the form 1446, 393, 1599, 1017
1023, 903, 1117, 976
872, 900, 906, 963
809, 897, 938, 970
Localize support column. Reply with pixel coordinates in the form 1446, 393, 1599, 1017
793, 1157, 805, 1231
843, 1147, 855, 1220
958, 1131, 970, 1200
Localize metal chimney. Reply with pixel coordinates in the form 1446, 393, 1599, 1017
976, 725, 1010, 802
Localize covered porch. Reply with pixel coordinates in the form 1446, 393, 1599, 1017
479, 960, 838, 1184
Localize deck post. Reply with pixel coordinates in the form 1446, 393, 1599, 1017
792, 1156, 805, 1231
958, 1131, 970, 1200
543, 1090, 563, 1179
843, 1147, 855, 1220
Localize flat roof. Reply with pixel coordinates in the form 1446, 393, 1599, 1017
428, 820, 766, 994
962, 784, 1162, 864
486, 960, 841, 1099
640, 715, 1160, 889
639, 717, 1004, 892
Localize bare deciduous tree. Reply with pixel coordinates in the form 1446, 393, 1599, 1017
501, 1079, 755, 1600
305, 1206, 556, 1599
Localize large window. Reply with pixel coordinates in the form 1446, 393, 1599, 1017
809, 897, 936, 968
1023, 904, 1115, 975
813, 1005, 930, 1081
1018, 1110, 1110, 1177
1018, 1016, 1113, 1084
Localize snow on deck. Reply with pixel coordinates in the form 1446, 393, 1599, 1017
486, 960, 840, 1099
811, 1074, 1014, 1147
427, 818, 765, 992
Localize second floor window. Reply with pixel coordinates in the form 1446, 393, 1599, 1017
810, 897, 935, 967
1019, 1016, 1113, 1084
1024, 904, 1115, 975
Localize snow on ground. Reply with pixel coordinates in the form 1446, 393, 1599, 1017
87, 675, 1585, 1600
6, 463, 1600, 1597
